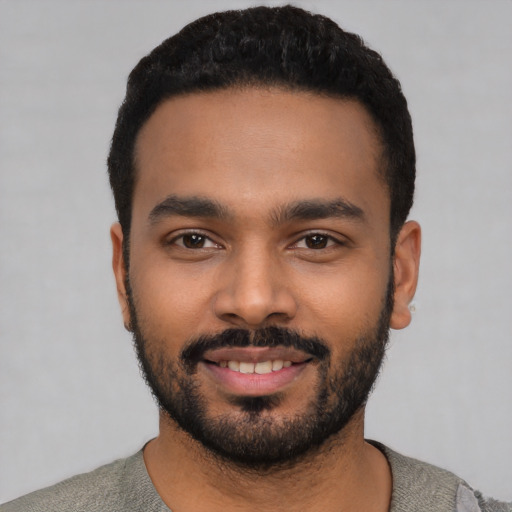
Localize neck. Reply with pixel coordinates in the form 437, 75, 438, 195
143, 409, 392, 512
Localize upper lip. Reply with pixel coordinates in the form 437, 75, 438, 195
203, 346, 312, 364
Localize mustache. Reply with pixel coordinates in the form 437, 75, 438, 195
180, 326, 330, 371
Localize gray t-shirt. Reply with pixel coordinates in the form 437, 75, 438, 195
1, 443, 510, 512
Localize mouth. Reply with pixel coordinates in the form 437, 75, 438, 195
201, 346, 314, 396
218, 359, 294, 373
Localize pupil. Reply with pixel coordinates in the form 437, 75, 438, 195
307, 235, 327, 249
183, 234, 204, 248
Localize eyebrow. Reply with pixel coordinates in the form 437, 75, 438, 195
148, 195, 230, 224
271, 198, 365, 225
148, 194, 365, 226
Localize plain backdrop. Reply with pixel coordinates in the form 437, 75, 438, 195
1, 0, 511, 504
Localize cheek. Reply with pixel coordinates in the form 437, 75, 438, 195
296, 263, 389, 341
129, 258, 216, 346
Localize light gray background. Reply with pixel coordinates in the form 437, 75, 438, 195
1, 0, 511, 504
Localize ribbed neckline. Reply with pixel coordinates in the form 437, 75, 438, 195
128, 442, 464, 512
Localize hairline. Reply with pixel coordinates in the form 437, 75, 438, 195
132, 81, 389, 160
126, 83, 392, 258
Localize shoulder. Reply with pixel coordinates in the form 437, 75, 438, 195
0, 451, 168, 512
371, 441, 511, 512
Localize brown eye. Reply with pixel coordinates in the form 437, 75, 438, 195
167, 231, 222, 255
181, 234, 207, 248
304, 234, 329, 249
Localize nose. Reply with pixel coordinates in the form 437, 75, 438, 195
213, 247, 298, 328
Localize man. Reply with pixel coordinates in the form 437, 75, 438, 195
2, 5, 509, 512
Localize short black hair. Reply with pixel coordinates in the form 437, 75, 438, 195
108, 5, 415, 248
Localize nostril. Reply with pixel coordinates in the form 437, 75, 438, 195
213, 279, 298, 327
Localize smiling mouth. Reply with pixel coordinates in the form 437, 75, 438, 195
199, 345, 318, 396
204, 358, 311, 374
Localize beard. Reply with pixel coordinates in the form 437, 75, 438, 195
127, 277, 394, 470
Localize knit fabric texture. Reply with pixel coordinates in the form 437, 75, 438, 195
2, 443, 510, 511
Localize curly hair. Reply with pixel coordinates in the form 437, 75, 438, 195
108, 5, 415, 247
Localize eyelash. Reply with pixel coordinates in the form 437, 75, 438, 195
167, 231, 221, 250
292, 232, 344, 250
166, 231, 344, 251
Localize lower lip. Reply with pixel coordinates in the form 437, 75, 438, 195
201, 361, 309, 396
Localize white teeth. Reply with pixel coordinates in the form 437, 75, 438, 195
221, 359, 293, 373
272, 360, 284, 371
227, 360, 240, 371
239, 362, 255, 374
254, 361, 273, 374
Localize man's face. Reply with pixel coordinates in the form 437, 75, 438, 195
113, 88, 412, 467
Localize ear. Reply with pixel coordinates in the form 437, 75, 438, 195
390, 220, 421, 330
110, 222, 132, 331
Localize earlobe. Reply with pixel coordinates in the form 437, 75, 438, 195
110, 223, 132, 330
390, 221, 421, 330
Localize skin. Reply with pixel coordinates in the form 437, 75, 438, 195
111, 87, 421, 512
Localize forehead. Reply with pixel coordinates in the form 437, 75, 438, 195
133, 87, 388, 224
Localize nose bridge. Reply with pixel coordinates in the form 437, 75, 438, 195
214, 240, 296, 327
